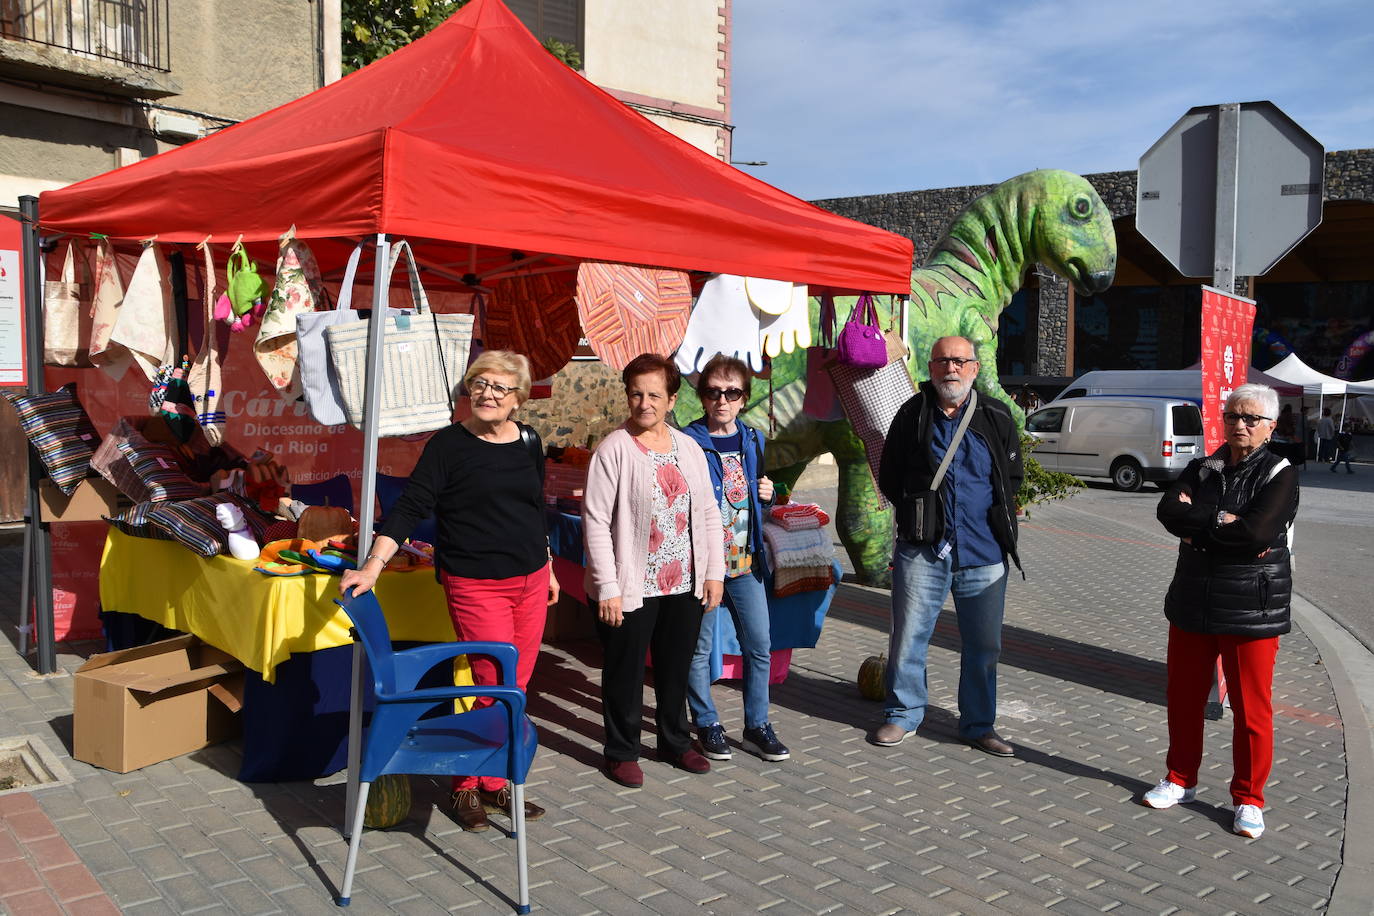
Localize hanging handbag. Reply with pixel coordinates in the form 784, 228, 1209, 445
827, 319, 916, 507
898, 389, 976, 543
834, 294, 887, 369
109, 241, 177, 383
296, 241, 371, 427
43, 240, 94, 367
255, 228, 325, 400
324, 241, 475, 438
802, 295, 842, 421
225, 243, 270, 331
87, 238, 133, 381
187, 242, 227, 444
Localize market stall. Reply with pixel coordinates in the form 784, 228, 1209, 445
20, 0, 914, 779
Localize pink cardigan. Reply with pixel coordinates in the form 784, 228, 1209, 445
582, 426, 725, 613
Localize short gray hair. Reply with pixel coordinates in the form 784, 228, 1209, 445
1226, 383, 1279, 419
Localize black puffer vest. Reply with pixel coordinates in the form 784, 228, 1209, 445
1164, 447, 1293, 637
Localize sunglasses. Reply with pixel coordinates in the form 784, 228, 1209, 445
1223, 412, 1272, 427
703, 387, 745, 403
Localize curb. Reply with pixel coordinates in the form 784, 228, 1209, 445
1291, 593, 1374, 915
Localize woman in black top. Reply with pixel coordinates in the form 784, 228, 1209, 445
340, 350, 557, 833
1141, 383, 1299, 841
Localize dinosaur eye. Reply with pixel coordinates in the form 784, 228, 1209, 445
1070, 195, 1093, 219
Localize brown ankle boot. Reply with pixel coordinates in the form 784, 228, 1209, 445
446, 788, 490, 832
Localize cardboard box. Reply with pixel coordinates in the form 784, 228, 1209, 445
39, 477, 123, 522
73, 635, 245, 773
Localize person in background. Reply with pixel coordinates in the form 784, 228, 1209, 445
1144, 383, 1299, 840
583, 353, 725, 788
1332, 421, 1355, 473
1316, 407, 1336, 462
681, 355, 789, 763
340, 350, 557, 833
873, 336, 1023, 757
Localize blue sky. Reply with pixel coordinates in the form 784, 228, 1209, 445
730, 0, 1374, 200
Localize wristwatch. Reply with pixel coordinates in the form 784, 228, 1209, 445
1215, 510, 1228, 526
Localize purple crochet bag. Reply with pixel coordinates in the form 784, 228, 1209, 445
834, 294, 887, 369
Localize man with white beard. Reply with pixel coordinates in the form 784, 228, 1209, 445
871, 336, 1024, 755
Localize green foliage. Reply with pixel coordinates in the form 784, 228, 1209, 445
542, 37, 582, 70
341, 0, 583, 74
1017, 433, 1081, 512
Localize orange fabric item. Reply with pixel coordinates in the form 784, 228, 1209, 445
575, 262, 692, 370
37, 0, 912, 295
484, 270, 579, 379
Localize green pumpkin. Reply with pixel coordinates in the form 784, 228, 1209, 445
364, 773, 412, 829
857, 654, 886, 701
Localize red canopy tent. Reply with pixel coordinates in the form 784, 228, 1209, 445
38, 0, 912, 292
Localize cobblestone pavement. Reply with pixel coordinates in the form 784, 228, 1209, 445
0, 492, 1357, 914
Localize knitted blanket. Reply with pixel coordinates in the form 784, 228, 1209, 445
762, 522, 834, 568
773, 563, 834, 597
769, 503, 831, 531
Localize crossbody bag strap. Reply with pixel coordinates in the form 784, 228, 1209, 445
519, 423, 545, 485
929, 388, 977, 492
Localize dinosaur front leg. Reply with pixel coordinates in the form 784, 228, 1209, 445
822, 420, 893, 588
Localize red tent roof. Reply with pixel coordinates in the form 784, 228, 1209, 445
38, 0, 912, 293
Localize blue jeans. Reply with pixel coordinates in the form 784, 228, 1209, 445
886, 542, 1008, 738
687, 572, 772, 729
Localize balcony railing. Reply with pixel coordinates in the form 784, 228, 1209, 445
1, 0, 170, 72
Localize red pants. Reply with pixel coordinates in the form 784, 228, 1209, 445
440, 567, 549, 792
1164, 624, 1279, 807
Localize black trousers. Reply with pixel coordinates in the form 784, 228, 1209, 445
597, 592, 704, 761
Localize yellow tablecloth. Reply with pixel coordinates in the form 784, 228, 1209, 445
99, 529, 459, 682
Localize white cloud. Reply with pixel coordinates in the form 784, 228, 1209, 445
732, 0, 1374, 199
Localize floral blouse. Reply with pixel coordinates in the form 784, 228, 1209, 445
636, 439, 693, 597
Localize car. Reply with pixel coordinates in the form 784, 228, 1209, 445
1025, 396, 1205, 491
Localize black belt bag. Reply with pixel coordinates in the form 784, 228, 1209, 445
900, 390, 976, 543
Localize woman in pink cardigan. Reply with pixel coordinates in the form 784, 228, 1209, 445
583, 353, 725, 788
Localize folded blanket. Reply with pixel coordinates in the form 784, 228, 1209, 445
762, 522, 835, 568
770, 503, 830, 525
773, 563, 834, 596
772, 514, 822, 532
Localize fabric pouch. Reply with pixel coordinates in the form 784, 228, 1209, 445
255, 229, 324, 400
3, 383, 101, 495
147, 492, 274, 558
116, 438, 204, 502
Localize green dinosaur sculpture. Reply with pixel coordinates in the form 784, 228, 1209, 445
674, 169, 1117, 585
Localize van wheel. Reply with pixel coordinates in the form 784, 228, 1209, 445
1110, 458, 1143, 492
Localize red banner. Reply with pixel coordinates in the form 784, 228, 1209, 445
1199, 285, 1257, 454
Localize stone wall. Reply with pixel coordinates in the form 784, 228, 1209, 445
810, 150, 1374, 376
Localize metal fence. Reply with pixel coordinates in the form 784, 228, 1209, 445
0, 0, 171, 72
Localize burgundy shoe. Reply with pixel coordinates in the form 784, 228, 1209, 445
663, 748, 711, 774
603, 758, 644, 788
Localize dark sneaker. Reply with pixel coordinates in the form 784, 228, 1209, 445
446, 788, 490, 832
741, 723, 790, 761
697, 723, 732, 760
478, 785, 546, 821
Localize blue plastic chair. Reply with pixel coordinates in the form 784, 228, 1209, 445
292, 473, 355, 515
374, 473, 437, 544
333, 588, 539, 912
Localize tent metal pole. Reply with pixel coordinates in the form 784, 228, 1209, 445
19, 196, 56, 675
346, 233, 389, 821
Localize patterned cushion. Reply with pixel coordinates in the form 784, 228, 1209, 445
3, 383, 100, 496
116, 438, 203, 502
146, 492, 275, 558
103, 502, 175, 542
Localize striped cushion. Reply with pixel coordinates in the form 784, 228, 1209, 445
147, 492, 274, 558
3, 383, 100, 495
116, 438, 203, 502
103, 502, 175, 542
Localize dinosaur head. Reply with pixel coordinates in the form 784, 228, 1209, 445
1022, 169, 1117, 297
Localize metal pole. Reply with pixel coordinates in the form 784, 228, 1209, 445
355, 234, 389, 563
1212, 103, 1241, 296
19, 196, 56, 675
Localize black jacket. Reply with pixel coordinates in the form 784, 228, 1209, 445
878, 382, 1023, 570
1156, 445, 1299, 638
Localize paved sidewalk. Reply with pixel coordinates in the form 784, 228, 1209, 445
0, 493, 1362, 914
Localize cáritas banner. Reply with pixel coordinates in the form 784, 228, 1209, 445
1199, 285, 1258, 453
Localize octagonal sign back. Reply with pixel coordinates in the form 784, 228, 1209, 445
1137, 101, 1323, 278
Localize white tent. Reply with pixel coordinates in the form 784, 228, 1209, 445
1266, 353, 1374, 428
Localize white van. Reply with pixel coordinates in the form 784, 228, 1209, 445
1025, 396, 1205, 491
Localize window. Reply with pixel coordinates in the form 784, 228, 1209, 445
505, 0, 582, 53
1, 0, 169, 71
1171, 405, 1203, 437
1069, 407, 1151, 436
1061, 388, 1086, 400
1026, 408, 1064, 433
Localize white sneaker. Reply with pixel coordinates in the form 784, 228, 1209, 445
1233, 804, 1265, 838
1141, 778, 1196, 809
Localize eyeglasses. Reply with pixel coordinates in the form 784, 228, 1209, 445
703, 387, 745, 402
930, 356, 978, 369
469, 378, 520, 399
1223, 412, 1272, 427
